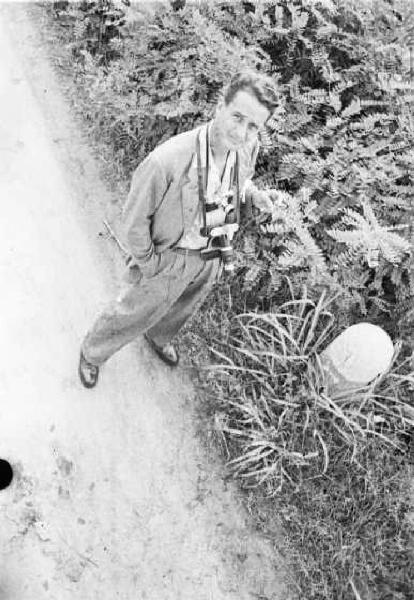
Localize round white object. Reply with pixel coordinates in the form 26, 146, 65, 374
320, 323, 394, 391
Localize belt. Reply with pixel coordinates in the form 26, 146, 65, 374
173, 247, 204, 256
173, 247, 220, 261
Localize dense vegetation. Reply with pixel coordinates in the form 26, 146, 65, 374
40, 1, 414, 598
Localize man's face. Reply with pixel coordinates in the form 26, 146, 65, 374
214, 89, 270, 151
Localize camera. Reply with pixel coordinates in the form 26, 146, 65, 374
200, 191, 239, 273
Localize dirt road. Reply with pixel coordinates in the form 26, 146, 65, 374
0, 5, 287, 600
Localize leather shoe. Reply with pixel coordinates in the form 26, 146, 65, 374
144, 334, 179, 367
78, 351, 100, 388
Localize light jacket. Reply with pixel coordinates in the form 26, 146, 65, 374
121, 122, 260, 279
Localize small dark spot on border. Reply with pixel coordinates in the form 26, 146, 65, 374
0, 459, 13, 490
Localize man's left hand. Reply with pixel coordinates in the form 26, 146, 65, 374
250, 189, 274, 213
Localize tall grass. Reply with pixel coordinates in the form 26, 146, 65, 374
197, 280, 414, 598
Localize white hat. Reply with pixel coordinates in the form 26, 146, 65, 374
320, 323, 394, 392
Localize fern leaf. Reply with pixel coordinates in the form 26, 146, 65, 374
341, 97, 362, 119
243, 263, 263, 292
243, 234, 257, 260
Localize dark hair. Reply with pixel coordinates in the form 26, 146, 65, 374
223, 69, 279, 114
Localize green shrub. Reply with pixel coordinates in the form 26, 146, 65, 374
205, 0, 414, 340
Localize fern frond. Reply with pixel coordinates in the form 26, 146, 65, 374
243, 234, 257, 260
327, 201, 411, 266
340, 97, 362, 119
243, 263, 264, 292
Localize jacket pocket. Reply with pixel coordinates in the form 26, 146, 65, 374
152, 249, 178, 277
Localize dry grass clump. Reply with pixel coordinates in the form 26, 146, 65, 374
206, 284, 413, 486
199, 281, 414, 599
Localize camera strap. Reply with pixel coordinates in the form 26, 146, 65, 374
196, 130, 207, 234
233, 151, 240, 224
196, 125, 240, 236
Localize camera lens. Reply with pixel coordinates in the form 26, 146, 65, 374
217, 236, 235, 272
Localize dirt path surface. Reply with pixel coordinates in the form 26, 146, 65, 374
0, 5, 288, 600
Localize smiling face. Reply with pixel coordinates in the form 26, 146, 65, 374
212, 89, 271, 153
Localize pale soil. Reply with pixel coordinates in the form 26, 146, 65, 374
0, 4, 289, 599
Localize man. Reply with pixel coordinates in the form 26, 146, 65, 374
78, 69, 279, 388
